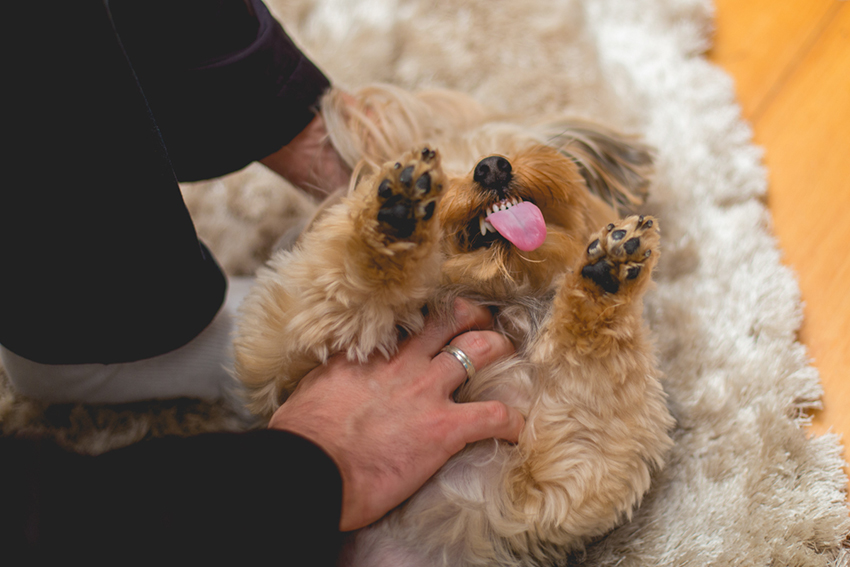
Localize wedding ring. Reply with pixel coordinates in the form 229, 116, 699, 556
440, 345, 476, 381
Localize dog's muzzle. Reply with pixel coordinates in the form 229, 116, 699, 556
474, 156, 512, 195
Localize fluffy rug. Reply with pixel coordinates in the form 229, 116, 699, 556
2, 0, 848, 564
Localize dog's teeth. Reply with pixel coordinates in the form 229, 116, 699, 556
479, 215, 496, 235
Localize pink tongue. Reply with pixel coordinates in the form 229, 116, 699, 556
486, 201, 547, 251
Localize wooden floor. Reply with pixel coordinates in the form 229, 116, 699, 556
708, 0, 849, 489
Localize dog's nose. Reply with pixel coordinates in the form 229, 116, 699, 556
473, 156, 512, 192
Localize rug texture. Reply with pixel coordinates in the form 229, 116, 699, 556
2, 0, 848, 564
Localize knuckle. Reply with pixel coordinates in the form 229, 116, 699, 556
482, 401, 510, 426
452, 298, 474, 327
493, 402, 511, 425
452, 298, 491, 330
455, 332, 493, 358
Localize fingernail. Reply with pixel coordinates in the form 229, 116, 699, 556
453, 298, 491, 329
453, 298, 471, 321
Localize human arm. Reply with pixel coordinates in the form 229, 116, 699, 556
3, 300, 522, 558
1, 430, 343, 564
108, 0, 335, 183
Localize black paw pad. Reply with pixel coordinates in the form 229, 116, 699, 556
378, 179, 392, 199
626, 266, 642, 280
611, 229, 627, 241
587, 238, 600, 255
415, 172, 432, 195
582, 261, 620, 294
378, 195, 416, 238
422, 201, 436, 221
399, 166, 415, 187
624, 237, 640, 255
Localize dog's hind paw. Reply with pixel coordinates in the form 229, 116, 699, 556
373, 147, 445, 240
581, 215, 659, 294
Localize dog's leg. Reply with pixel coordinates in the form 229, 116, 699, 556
501, 215, 672, 553
533, 214, 660, 360
234, 147, 445, 416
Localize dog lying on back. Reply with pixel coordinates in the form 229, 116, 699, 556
234, 85, 674, 566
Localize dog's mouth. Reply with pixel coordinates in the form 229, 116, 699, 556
464, 196, 547, 251
455, 155, 548, 252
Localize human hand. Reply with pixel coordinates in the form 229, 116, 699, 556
268, 299, 523, 531
260, 110, 352, 199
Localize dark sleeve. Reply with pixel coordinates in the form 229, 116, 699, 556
1, 430, 344, 565
108, 0, 332, 181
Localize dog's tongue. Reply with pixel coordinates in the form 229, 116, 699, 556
486, 201, 547, 251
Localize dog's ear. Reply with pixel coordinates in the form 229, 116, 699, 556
544, 120, 654, 213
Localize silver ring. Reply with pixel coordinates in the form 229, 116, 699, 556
440, 345, 476, 381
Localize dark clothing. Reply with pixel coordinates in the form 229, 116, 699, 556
1, 3, 342, 561
0, 2, 343, 560
0, 0, 330, 364
1, 431, 345, 564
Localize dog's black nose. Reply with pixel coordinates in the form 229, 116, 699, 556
473, 156, 512, 192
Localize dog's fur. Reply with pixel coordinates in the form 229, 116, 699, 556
233, 85, 675, 567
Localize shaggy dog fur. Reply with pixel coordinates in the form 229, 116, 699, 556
233, 85, 675, 567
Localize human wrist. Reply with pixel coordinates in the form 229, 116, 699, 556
259, 113, 351, 198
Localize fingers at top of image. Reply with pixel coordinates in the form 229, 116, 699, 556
410, 298, 494, 355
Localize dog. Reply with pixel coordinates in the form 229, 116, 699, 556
233, 84, 675, 566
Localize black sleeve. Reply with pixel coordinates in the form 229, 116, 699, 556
1, 430, 345, 565
108, 0, 332, 181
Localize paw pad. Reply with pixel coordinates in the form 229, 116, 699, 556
375, 147, 444, 240
581, 215, 659, 294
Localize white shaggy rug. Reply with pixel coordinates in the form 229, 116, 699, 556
2, 0, 848, 564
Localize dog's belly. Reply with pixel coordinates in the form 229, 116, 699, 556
346, 442, 514, 567
347, 354, 540, 566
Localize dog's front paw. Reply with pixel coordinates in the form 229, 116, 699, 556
374, 147, 445, 240
581, 215, 659, 294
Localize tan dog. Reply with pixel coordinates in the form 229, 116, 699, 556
234, 85, 675, 567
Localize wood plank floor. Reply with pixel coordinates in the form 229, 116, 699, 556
708, 0, 849, 490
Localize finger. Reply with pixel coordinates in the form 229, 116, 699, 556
431, 330, 515, 395
449, 401, 525, 448
414, 298, 494, 354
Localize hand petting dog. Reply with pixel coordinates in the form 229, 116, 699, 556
268, 299, 523, 531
